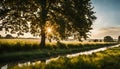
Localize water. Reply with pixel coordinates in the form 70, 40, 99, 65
1, 44, 120, 69
1, 65, 7, 69
66, 44, 120, 58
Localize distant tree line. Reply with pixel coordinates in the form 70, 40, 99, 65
89, 36, 120, 42
0, 34, 14, 39
0, 34, 120, 43
103, 36, 120, 42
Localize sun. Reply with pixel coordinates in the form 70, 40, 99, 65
47, 27, 52, 33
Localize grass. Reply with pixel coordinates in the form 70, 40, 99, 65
7, 45, 120, 69
0, 39, 118, 52
0, 39, 118, 63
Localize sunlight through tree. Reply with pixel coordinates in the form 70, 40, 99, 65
0, 0, 96, 47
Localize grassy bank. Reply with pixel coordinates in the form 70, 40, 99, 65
8, 45, 120, 69
0, 39, 118, 63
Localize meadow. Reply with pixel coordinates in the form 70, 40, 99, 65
8, 45, 120, 69
0, 39, 118, 63
0, 39, 118, 52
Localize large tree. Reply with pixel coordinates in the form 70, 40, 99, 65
0, 0, 96, 47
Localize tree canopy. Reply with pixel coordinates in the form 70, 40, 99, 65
104, 36, 114, 42
118, 36, 120, 42
5, 34, 13, 38
0, 0, 96, 47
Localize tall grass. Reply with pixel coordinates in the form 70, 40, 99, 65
0, 39, 118, 53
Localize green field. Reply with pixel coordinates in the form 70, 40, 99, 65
0, 39, 117, 52
0, 39, 119, 65
7, 45, 120, 69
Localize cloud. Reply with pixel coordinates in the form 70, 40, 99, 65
90, 27, 120, 39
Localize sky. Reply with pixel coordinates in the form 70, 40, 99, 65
90, 0, 120, 39
0, 0, 120, 39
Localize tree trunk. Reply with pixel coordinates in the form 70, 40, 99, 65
40, 26, 46, 48
39, 1, 48, 48
39, 12, 46, 47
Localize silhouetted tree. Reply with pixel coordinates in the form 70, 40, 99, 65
104, 36, 114, 42
0, 35, 2, 38
99, 40, 102, 42
118, 36, 120, 42
0, 0, 96, 47
5, 34, 13, 38
93, 39, 99, 42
